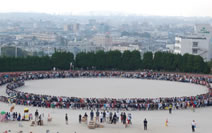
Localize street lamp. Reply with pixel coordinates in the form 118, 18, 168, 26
70, 62, 74, 71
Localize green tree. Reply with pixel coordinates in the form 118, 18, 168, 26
130, 50, 141, 70
95, 50, 106, 70
51, 51, 74, 70
105, 50, 122, 70
143, 52, 153, 69
121, 50, 132, 70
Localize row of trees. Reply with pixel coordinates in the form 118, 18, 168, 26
143, 52, 210, 73
0, 52, 74, 72
0, 50, 210, 73
75, 50, 141, 70
75, 51, 210, 73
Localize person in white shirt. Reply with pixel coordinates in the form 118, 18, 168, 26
191, 120, 196, 132
100, 112, 103, 123
106, 111, 110, 123
116, 111, 120, 122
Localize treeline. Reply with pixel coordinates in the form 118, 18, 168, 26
75, 51, 210, 73
0, 52, 74, 72
0, 50, 210, 73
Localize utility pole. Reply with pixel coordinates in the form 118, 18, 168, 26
15, 45, 18, 57
47, 45, 49, 56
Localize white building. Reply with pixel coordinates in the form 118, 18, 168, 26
165, 44, 175, 53
16, 33, 57, 42
110, 44, 140, 53
91, 33, 112, 50
174, 24, 212, 61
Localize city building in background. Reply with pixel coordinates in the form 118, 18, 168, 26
174, 24, 212, 61
0, 13, 212, 57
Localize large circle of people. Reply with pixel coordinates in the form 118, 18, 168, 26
0, 71, 212, 111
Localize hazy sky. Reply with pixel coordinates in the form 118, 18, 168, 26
0, 0, 211, 17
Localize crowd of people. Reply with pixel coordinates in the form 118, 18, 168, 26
0, 71, 212, 111
0, 112, 22, 122
89, 110, 131, 125
78, 110, 132, 127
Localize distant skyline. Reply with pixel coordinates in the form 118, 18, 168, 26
0, 0, 211, 17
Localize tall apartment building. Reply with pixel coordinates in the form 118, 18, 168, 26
91, 33, 112, 49
73, 23, 80, 33
64, 24, 72, 32
174, 24, 212, 61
